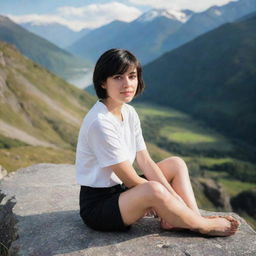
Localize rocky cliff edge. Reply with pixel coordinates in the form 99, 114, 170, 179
1, 164, 256, 256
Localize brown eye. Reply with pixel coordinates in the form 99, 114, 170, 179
129, 75, 137, 79
113, 75, 122, 80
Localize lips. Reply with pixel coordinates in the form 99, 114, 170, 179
121, 91, 134, 94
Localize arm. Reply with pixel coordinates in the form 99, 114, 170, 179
110, 160, 148, 188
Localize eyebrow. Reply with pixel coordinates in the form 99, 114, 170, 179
113, 70, 137, 76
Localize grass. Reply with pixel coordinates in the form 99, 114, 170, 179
191, 179, 217, 211
159, 120, 233, 152
1, 71, 85, 150
161, 127, 216, 144
204, 170, 229, 179
195, 157, 233, 167
17, 54, 95, 115
134, 102, 186, 119
146, 142, 173, 162
0, 146, 75, 172
0, 134, 27, 148
0, 242, 8, 256
239, 212, 256, 230
219, 179, 256, 197
134, 102, 234, 153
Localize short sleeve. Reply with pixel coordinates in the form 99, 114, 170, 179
88, 119, 128, 168
133, 109, 146, 152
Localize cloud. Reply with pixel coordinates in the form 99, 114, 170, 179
58, 2, 141, 26
7, 2, 141, 31
8, 14, 67, 26
128, 0, 235, 11
7, 14, 86, 31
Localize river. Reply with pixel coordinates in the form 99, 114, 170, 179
67, 68, 94, 90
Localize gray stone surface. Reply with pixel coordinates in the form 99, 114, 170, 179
0, 165, 7, 180
0, 190, 16, 254
1, 163, 256, 256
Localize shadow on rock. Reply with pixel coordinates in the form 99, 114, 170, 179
10, 210, 170, 255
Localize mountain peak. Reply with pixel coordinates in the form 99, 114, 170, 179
136, 8, 191, 23
0, 15, 11, 23
207, 6, 223, 16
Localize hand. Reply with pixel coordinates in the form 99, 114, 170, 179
144, 207, 158, 218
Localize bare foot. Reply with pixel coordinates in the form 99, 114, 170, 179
160, 216, 223, 231
160, 218, 184, 231
198, 216, 240, 237
160, 218, 174, 230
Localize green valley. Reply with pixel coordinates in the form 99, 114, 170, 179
134, 102, 256, 228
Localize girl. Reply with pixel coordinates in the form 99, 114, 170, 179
76, 49, 239, 235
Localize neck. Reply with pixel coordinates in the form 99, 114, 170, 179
100, 99, 124, 120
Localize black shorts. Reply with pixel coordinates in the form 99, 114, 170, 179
79, 183, 131, 232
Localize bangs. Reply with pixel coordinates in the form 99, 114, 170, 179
105, 53, 138, 77
110, 62, 137, 76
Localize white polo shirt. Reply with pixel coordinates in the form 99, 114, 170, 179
75, 100, 146, 187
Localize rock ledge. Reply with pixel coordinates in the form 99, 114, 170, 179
1, 163, 256, 256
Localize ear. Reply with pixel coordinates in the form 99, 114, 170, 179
101, 82, 106, 89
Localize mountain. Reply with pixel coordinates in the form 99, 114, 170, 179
140, 14, 256, 151
69, 0, 256, 65
68, 20, 129, 62
237, 10, 256, 21
0, 15, 91, 80
68, 8, 188, 64
21, 22, 90, 48
0, 40, 95, 150
162, 0, 256, 52
136, 8, 191, 23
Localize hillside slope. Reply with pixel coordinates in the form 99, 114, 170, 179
0, 41, 95, 151
21, 22, 90, 48
0, 16, 91, 80
141, 14, 256, 151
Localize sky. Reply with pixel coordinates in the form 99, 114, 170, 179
0, 0, 236, 31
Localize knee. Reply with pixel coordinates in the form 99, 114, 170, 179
144, 181, 168, 201
169, 156, 188, 175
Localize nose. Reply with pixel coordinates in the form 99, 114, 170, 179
123, 76, 133, 87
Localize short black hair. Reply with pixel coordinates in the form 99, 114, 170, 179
93, 49, 145, 99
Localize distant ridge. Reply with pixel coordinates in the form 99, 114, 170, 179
161, 0, 256, 53
0, 15, 91, 80
68, 13, 182, 64
20, 22, 90, 48
68, 0, 256, 65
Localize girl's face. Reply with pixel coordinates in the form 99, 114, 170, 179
102, 65, 138, 105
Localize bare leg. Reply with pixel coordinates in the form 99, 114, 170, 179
119, 181, 239, 236
157, 156, 200, 215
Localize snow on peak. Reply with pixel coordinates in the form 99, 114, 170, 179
137, 8, 190, 23
214, 9, 222, 16
208, 6, 223, 16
